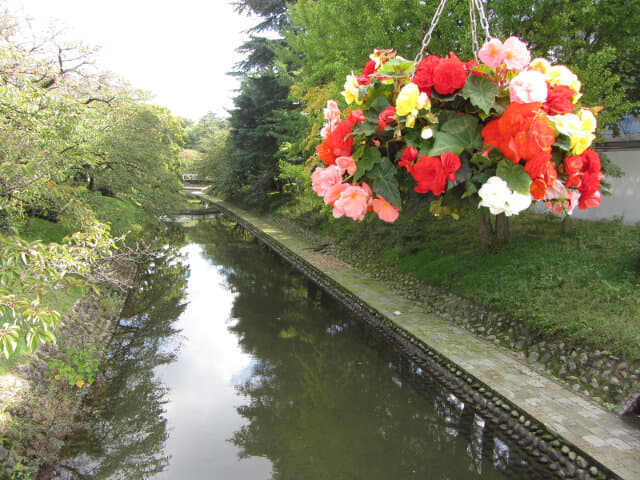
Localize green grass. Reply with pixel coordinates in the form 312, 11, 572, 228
0, 286, 83, 374
20, 217, 75, 243
274, 196, 640, 361
82, 192, 150, 238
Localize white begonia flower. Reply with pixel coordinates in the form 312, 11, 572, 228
503, 190, 532, 216
417, 92, 430, 110
421, 127, 434, 139
478, 176, 531, 216
549, 113, 581, 137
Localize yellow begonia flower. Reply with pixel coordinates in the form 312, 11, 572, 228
578, 109, 597, 133
406, 113, 416, 128
342, 74, 362, 105
547, 65, 581, 94
551, 112, 596, 154
396, 82, 420, 116
570, 131, 595, 155
529, 58, 551, 75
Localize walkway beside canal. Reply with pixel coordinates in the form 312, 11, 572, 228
194, 193, 639, 480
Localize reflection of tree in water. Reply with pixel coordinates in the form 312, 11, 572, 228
60, 225, 189, 480
187, 219, 542, 480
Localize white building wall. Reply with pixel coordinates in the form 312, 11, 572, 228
571, 148, 640, 225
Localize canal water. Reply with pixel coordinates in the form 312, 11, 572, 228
57, 217, 550, 479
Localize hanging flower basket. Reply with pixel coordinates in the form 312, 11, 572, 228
311, 36, 603, 225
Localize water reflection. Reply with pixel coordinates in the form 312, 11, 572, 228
57, 226, 189, 479
59, 218, 549, 479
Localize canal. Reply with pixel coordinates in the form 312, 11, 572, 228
56, 217, 550, 479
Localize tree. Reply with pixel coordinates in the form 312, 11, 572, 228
224, 70, 293, 204
0, 6, 186, 356
182, 113, 231, 182
86, 104, 186, 215
211, 0, 298, 206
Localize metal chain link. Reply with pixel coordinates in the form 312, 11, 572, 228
413, 0, 450, 66
473, 0, 492, 43
412, 0, 492, 69
469, 0, 479, 57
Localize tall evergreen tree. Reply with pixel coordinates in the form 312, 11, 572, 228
222, 0, 297, 206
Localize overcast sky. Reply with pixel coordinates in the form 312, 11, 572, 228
6, 0, 259, 121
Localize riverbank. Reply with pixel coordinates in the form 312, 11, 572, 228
0, 283, 130, 479
196, 192, 640, 480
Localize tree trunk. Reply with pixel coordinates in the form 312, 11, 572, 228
562, 215, 572, 236
477, 210, 495, 248
495, 213, 510, 244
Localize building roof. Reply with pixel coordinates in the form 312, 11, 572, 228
599, 114, 640, 151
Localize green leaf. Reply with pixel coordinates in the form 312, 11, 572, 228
554, 134, 571, 152
354, 147, 382, 181
472, 170, 493, 186
496, 160, 532, 195
470, 153, 494, 171
378, 57, 414, 76
368, 158, 401, 207
354, 122, 376, 137
369, 96, 391, 114
470, 64, 493, 75
351, 144, 365, 160
461, 181, 478, 199
27, 332, 38, 352
461, 75, 499, 115
428, 115, 482, 156
358, 85, 369, 102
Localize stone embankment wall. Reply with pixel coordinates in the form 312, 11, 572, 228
207, 200, 633, 480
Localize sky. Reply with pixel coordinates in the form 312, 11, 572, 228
5, 0, 259, 121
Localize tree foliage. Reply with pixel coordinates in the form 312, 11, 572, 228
87, 104, 185, 215
0, 7, 185, 356
210, 0, 301, 206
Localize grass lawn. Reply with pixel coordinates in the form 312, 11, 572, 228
274, 192, 640, 361
1, 191, 149, 372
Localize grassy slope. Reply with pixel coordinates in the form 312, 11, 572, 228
0, 193, 152, 373
274, 191, 640, 360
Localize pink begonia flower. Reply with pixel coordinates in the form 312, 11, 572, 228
509, 70, 548, 104
336, 155, 357, 176
311, 165, 343, 197
502, 36, 531, 71
543, 180, 579, 215
323, 100, 341, 122
323, 183, 349, 206
321, 100, 341, 138
333, 185, 371, 220
320, 125, 332, 139
478, 38, 505, 68
371, 195, 399, 222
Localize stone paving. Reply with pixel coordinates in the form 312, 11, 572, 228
201, 194, 640, 479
